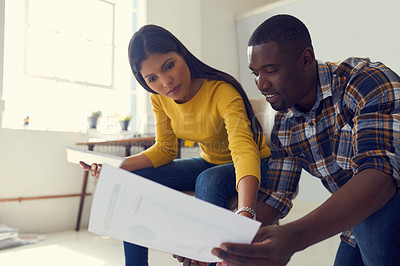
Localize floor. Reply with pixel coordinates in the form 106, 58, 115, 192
0, 202, 340, 266
0, 230, 181, 266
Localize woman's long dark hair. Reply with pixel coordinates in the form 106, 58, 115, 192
128, 24, 264, 145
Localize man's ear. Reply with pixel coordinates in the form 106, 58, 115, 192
301, 47, 315, 69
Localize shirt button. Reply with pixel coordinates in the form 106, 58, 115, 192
305, 128, 312, 138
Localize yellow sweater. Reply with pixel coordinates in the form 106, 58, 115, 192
142, 79, 271, 186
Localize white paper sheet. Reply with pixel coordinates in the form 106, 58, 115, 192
66, 146, 125, 168
88, 164, 261, 263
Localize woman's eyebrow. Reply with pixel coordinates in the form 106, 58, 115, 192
144, 57, 174, 79
161, 57, 174, 69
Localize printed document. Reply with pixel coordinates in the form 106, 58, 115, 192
88, 164, 261, 263
66, 146, 125, 168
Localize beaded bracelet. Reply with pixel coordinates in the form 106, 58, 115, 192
234, 206, 256, 220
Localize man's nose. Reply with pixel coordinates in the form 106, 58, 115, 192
255, 73, 271, 90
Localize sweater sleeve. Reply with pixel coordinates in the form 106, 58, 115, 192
141, 94, 178, 167
218, 88, 262, 188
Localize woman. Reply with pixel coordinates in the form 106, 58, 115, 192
82, 24, 274, 266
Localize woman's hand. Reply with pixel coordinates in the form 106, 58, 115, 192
237, 211, 253, 219
80, 161, 102, 179
79, 153, 152, 179
172, 254, 209, 266
236, 175, 259, 220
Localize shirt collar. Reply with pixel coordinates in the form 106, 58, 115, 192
287, 60, 333, 118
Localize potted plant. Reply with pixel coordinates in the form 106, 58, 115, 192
88, 111, 102, 129
118, 114, 132, 131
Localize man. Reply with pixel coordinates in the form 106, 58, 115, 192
212, 14, 400, 266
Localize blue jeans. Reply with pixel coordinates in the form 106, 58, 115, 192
123, 157, 270, 266
334, 191, 400, 266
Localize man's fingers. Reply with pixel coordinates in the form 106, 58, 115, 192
252, 226, 272, 243
223, 242, 268, 257
190, 260, 209, 266
172, 254, 196, 265
212, 247, 267, 266
182, 258, 192, 266
172, 254, 185, 263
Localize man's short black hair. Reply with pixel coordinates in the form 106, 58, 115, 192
248, 14, 313, 54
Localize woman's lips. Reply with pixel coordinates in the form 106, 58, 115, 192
168, 85, 180, 95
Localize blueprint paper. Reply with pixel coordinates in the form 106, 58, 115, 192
88, 164, 261, 263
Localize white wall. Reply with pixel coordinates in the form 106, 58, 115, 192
198, 0, 274, 79
0, 0, 4, 124
146, 0, 202, 57
0, 129, 93, 233
0, 0, 273, 234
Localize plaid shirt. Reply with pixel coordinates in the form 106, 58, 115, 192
260, 57, 400, 246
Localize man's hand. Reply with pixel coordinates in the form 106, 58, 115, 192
172, 254, 209, 266
212, 169, 397, 266
212, 225, 297, 266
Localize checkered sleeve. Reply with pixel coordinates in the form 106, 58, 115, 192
259, 121, 302, 217
348, 64, 400, 186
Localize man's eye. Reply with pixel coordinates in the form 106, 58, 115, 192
265, 69, 278, 74
251, 71, 259, 77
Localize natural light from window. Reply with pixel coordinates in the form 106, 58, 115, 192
2, 0, 142, 133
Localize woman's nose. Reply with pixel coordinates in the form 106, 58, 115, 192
161, 75, 173, 87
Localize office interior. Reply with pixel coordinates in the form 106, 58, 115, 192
1, 0, 399, 265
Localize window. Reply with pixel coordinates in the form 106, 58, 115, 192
2, 0, 143, 133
